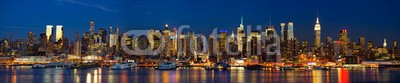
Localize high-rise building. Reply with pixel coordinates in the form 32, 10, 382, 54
280, 23, 286, 42
99, 28, 107, 44
38, 33, 47, 49
74, 32, 81, 57
339, 29, 350, 55
219, 30, 227, 53
55, 25, 63, 41
89, 21, 95, 36
163, 24, 173, 56
46, 25, 53, 41
27, 32, 36, 46
314, 17, 321, 48
237, 16, 245, 52
208, 32, 216, 57
359, 37, 366, 50
288, 22, 294, 40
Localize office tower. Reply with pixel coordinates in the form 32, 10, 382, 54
359, 37, 366, 50
172, 28, 178, 56
208, 32, 215, 57
280, 23, 286, 42
394, 40, 397, 48
314, 17, 321, 48
109, 27, 115, 47
74, 32, 81, 57
46, 25, 53, 41
383, 38, 387, 48
163, 24, 172, 56
237, 16, 245, 52
38, 33, 47, 48
250, 31, 259, 56
339, 29, 350, 55
55, 25, 63, 41
229, 31, 238, 54
219, 30, 227, 53
27, 32, 36, 55
180, 33, 187, 57
27, 32, 36, 46
89, 21, 95, 36
265, 25, 281, 62
288, 22, 294, 40
187, 31, 197, 58
99, 28, 107, 44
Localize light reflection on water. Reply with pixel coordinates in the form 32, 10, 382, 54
1, 66, 400, 83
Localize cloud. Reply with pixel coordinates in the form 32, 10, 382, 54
57, 0, 120, 13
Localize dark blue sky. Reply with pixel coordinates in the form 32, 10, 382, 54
0, 0, 399, 46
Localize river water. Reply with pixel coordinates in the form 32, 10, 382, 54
0, 66, 399, 83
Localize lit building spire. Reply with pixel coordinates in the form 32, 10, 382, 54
384, 38, 387, 48
240, 15, 244, 27
231, 31, 235, 39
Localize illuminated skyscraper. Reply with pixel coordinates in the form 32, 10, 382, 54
89, 21, 95, 36
74, 32, 81, 57
109, 27, 116, 47
163, 24, 172, 56
280, 23, 286, 42
339, 29, 350, 55
55, 25, 63, 41
314, 17, 321, 48
219, 30, 227, 53
237, 16, 245, 52
288, 22, 294, 40
46, 25, 53, 41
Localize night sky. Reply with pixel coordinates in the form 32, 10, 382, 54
0, 0, 399, 46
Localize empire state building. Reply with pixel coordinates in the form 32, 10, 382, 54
314, 16, 321, 48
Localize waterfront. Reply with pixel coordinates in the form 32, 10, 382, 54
1, 66, 400, 83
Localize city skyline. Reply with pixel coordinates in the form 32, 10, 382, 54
2, 1, 400, 83
1, 0, 400, 46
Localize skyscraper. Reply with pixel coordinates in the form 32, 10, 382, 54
55, 25, 63, 41
219, 30, 227, 53
280, 23, 286, 42
99, 28, 107, 44
339, 29, 350, 55
237, 16, 245, 52
288, 22, 294, 40
27, 32, 36, 46
46, 25, 53, 41
89, 21, 95, 36
314, 17, 321, 48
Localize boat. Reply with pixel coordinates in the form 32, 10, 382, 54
32, 64, 49, 68
112, 62, 138, 69
66, 62, 100, 69
204, 62, 230, 70
315, 66, 331, 70
244, 65, 263, 70
156, 62, 177, 70
279, 66, 295, 70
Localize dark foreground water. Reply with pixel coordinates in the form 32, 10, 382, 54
1, 66, 400, 83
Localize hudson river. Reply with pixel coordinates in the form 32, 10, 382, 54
1, 66, 400, 83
